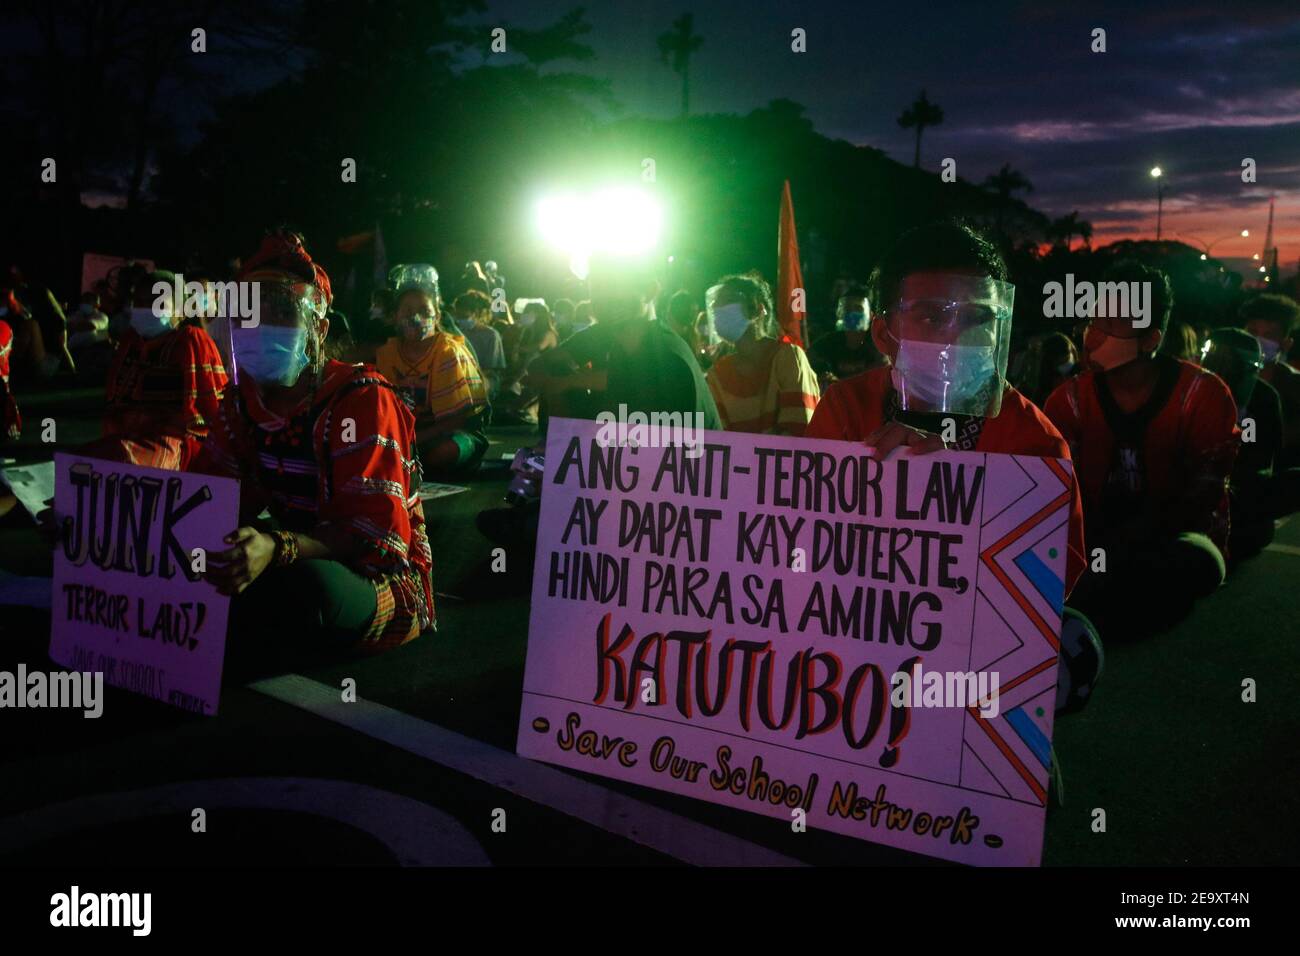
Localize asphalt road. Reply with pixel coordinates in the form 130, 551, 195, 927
1, 385, 1295, 866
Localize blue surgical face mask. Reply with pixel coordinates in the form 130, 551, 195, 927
234, 325, 310, 387
892, 339, 997, 412
712, 303, 750, 343
129, 307, 174, 339
839, 311, 867, 332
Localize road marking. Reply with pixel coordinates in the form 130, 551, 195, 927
250, 673, 804, 867
1264, 543, 1300, 557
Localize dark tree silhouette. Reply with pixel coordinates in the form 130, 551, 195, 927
982, 163, 1034, 238
657, 13, 704, 117
1048, 211, 1093, 250
896, 90, 943, 168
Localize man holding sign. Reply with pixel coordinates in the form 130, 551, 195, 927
806, 222, 1086, 593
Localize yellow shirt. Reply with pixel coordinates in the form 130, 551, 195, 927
375, 332, 488, 424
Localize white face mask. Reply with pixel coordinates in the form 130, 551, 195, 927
1088, 333, 1145, 371
129, 307, 174, 339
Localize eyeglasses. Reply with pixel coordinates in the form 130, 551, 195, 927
880, 299, 1006, 331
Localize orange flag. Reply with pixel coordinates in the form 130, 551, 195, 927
776, 180, 806, 347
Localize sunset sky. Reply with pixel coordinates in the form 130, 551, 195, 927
488, 0, 1300, 271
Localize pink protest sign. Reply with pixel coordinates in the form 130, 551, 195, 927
48, 453, 240, 715
517, 417, 1073, 865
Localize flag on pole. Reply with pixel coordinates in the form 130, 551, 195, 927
776, 180, 806, 347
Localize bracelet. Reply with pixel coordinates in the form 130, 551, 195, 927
271, 530, 300, 567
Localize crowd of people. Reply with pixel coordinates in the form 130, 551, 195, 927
2, 222, 1298, 714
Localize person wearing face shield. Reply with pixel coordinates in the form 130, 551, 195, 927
806, 224, 1096, 720
703, 272, 821, 435
1201, 328, 1300, 563
1044, 261, 1238, 641
374, 266, 490, 477
809, 285, 884, 389
807, 224, 1086, 580
1240, 293, 1300, 469
191, 233, 434, 662
80, 270, 228, 470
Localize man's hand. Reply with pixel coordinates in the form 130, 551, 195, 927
864, 422, 947, 460
206, 527, 277, 595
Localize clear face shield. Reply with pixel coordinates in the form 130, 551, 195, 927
1201, 338, 1264, 411
880, 274, 1015, 417
388, 263, 440, 300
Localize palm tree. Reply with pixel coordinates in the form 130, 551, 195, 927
657, 13, 704, 117
982, 164, 1034, 239
896, 90, 943, 168
1047, 211, 1095, 251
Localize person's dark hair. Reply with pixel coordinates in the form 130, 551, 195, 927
1239, 293, 1300, 338
574, 300, 592, 323
552, 297, 576, 320
667, 289, 696, 327
1208, 326, 1261, 353
1100, 259, 1173, 334
453, 289, 492, 317
713, 271, 775, 337
1159, 321, 1199, 360
1018, 332, 1076, 406
868, 221, 1008, 315
392, 286, 437, 317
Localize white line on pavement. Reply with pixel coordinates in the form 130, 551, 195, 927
250, 673, 805, 867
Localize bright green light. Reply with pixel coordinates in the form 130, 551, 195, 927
535, 186, 664, 278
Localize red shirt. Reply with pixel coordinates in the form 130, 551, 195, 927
1044, 357, 1238, 555
98, 324, 228, 469
807, 365, 1087, 594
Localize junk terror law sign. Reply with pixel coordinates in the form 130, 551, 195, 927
517, 418, 1073, 866
48, 454, 239, 715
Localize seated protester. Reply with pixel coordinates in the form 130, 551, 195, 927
193, 232, 433, 660
1159, 321, 1201, 363
552, 297, 577, 340
528, 254, 721, 430
806, 223, 1092, 716
82, 270, 227, 470
0, 313, 20, 442
1201, 328, 1300, 562
807, 222, 1086, 595
5, 266, 76, 376
452, 290, 507, 399
375, 265, 490, 477
1240, 293, 1300, 469
1045, 261, 1238, 641
809, 285, 883, 389
704, 272, 821, 436
666, 289, 703, 354
67, 291, 112, 350
498, 301, 559, 423
1016, 331, 1079, 410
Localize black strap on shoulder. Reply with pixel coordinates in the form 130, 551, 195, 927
1093, 354, 1181, 444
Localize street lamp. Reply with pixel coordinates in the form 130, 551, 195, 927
1182, 229, 1251, 260
1150, 167, 1165, 240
